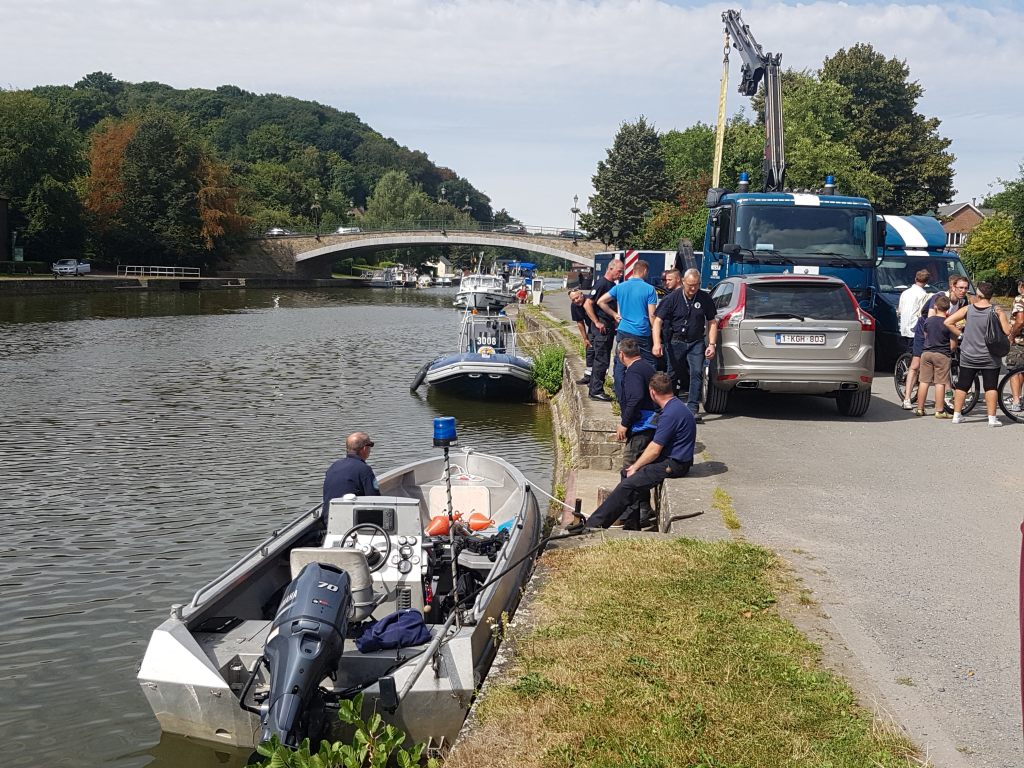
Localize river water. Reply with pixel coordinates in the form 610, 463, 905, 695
0, 287, 554, 768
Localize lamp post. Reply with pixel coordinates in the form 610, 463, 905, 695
439, 185, 447, 235
570, 194, 580, 245
311, 194, 322, 241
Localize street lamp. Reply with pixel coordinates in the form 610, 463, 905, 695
570, 193, 580, 245
439, 185, 447, 234
311, 194, 322, 241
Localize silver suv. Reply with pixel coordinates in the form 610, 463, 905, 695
705, 274, 875, 416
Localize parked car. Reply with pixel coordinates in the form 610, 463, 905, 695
335, 226, 362, 234
51, 259, 91, 277
704, 274, 875, 417
559, 229, 586, 239
495, 224, 526, 234
264, 227, 293, 237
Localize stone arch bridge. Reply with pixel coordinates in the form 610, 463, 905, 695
236, 230, 605, 278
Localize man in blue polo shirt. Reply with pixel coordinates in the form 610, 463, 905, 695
576, 372, 696, 530
323, 432, 380, 517
597, 259, 658, 403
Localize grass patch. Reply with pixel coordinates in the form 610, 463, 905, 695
446, 539, 922, 768
531, 345, 566, 396
713, 486, 742, 530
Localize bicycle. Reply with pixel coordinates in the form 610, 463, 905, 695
997, 365, 1024, 423
894, 350, 979, 415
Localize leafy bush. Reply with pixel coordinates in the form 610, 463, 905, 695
249, 692, 439, 768
531, 345, 565, 396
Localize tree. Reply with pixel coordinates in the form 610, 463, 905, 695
820, 44, 954, 213
579, 116, 670, 247
0, 90, 86, 259
984, 163, 1024, 246
960, 212, 1023, 294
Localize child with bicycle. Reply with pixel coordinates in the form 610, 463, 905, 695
915, 295, 955, 418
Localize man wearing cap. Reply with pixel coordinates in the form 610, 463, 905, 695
323, 432, 380, 513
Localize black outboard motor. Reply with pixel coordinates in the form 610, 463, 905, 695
259, 562, 352, 747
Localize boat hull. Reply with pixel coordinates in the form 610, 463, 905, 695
138, 451, 541, 749
424, 354, 534, 399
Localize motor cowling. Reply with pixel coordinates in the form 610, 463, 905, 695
259, 562, 352, 747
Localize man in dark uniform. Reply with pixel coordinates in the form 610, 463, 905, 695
584, 258, 624, 401
612, 338, 658, 529
568, 288, 594, 385
652, 268, 718, 422
322, 432, 380, 513
575, 372, 695, 530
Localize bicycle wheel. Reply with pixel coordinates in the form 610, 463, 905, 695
997, 366, 1024, 423
893, 353, 917, 402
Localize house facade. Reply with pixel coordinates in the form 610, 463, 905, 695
937, 200, 993, 251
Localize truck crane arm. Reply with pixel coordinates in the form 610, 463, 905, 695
722, 9, 785, 193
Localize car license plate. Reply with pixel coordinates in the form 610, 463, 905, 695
775, 333, 826, 345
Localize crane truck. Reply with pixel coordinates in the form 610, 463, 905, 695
701, 9, 883, 297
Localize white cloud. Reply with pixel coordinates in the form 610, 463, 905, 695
2, 0, 1022, 223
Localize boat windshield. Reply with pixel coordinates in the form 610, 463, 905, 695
461, 316, 514, 354
875, 256, 971, 293
734, 204, 873, 262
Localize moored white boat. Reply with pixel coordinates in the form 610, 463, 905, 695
453, 274, 512, 310
413, 312, 534, 400
138, 440, 541, 750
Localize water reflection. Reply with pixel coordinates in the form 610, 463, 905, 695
0, 287, 553, 768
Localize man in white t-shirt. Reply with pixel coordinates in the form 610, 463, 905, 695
897, 269, 931, 409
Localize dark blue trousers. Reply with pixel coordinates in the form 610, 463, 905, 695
585, 457, 692, 529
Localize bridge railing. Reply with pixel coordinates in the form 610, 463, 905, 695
117, 265, 202, 278
253, 220, 590, 240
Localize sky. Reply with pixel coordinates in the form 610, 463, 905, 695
3, 0, 1023, 228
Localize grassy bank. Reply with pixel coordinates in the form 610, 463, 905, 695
446, 537, 921, 768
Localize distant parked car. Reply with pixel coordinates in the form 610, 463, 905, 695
496, 224, 526, 234
559, 229, 586, 239
51, 259, 91, 277
264, 227, 293, 237
335, 226, 363, 234
704, 274, 876, 417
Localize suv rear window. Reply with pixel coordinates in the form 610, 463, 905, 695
746, 283, 856, 320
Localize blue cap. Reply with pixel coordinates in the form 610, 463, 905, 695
433, 416, 457, 447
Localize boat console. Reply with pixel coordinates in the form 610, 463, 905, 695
319, 495, 429, 617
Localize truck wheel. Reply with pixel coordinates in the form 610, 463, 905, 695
837, 388, 871, 417
704, 378, 729, 414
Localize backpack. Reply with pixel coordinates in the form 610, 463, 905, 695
985, 308, 1010, 358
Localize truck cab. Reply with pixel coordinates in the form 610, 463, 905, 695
868, 215, 971, 364
701, 188, 878, 293
594, 250, 701, 293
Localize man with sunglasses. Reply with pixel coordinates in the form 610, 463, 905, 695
322, 432, 380, 514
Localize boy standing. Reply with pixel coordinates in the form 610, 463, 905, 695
915, 295, 955, 418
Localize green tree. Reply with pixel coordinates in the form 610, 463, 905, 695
0, 90, 86, 259
960, 212, 1023, 293
820, 44, 954, 213
984, 163, 1024, 246
579, 116, 670, 247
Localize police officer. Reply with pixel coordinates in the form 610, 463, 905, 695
322, 432, 380, 514
584, 258, 624, 401
575, 372, 696, 530
652, 268, 718, 423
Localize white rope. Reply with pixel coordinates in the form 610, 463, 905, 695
532, 483, 578, 511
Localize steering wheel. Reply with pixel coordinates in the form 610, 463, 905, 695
339, 523, 392, 573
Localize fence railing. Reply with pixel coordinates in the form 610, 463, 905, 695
254, 221, 589, 240
117, 265, 202, 278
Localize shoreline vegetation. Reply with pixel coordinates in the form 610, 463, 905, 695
445, 538, 923, 768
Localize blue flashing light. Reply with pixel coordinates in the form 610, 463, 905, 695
739, 171, 750, 182
825, 175, 835, 185
433, 416, 458, 447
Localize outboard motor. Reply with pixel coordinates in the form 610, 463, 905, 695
259, 562, 352, 747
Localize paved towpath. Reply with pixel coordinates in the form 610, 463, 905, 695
542, 288, 1021, 768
